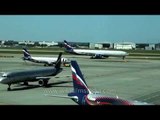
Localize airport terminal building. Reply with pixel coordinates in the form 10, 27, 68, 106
114, 42, 136, 50
0, 40, 160, 51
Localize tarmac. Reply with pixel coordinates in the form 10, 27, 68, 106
0, 53, 160, 105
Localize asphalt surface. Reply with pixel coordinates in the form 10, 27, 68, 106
0, 53, 160, 105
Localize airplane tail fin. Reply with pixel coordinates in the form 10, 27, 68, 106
64, 40, 74, 52
70, 60, 91, 95
55, 52, 62, 70
22, 48, 31, 59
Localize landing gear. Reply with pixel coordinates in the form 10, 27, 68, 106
44, 64, 47, 66
122, 56, 127, 62
38, 80, 48, 87
23, 81, 29, 85
90, 55, 103, 59
44, 64, 52, 66
43, 80, 48, 87
7, 84, 11, 91
90, 56, 94, 59
122, 56, 125, 60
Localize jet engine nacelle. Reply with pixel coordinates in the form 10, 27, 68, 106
95, 54, 102, 58
90, 54, 103, 59
38, 79, 48, 87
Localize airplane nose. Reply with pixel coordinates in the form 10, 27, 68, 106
0, 77, 3, 83
0, 77, 5, 83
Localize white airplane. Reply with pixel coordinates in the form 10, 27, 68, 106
0, 53, 63, 91
22, 48, 70, 66
64, 40, 129, 59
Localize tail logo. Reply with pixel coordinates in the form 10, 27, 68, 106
23, 49, 31, 57
71, 65, 88, 90
72, 73, 84, 86
64, 42, 72, 49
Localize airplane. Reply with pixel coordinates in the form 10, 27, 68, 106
64, 40, 129, 59
22, 48, 70, 66
0, 52, 63, 91
45, 60, 152, 105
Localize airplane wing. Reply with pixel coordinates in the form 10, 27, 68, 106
36, 77, 51, 80
36, 75, 71, 79
54, 75, 71, 78
44, 94, 78, 100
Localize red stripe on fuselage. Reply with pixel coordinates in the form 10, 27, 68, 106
72, 73, 88, 90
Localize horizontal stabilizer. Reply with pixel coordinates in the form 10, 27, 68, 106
44, 94, 78, 100
54, 75, 71, 78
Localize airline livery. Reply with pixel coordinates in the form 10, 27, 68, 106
64, 40, 128, 59
22, 48, 70, 66
0, 53, 63, 91
45, 60, 152, 105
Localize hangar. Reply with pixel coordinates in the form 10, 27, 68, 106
114, 42, 136, 50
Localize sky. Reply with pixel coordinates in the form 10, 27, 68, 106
0, 15, 160, 43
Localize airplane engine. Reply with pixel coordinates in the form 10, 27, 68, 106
38, 79, 48, 87
38, 80, 44, 86
90, 54, 103, 59
95, 54, 102, 58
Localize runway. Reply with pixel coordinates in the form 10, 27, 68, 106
0, 53, 160, 105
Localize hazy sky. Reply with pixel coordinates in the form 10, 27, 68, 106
0, 15, 160, 43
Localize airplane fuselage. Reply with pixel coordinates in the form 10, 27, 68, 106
83, 94, 133, 105
69, 93, 150, 105
67, 49, 128, 58
23, 57, 69, 65
75, 49, 127, 56
0, 67, 59, 84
